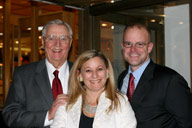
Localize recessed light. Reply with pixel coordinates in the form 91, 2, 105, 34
111, 0, 115, 3
15, 41, 19, 44
101, 23, 107, 27
150, 19, 156, 23
179, 21, 183, 25
38, 26, 43, 31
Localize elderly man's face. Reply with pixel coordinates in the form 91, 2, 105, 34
43, 24, 72, 68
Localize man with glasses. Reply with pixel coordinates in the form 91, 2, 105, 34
118, 23, 192, 128
2, 19, 73, 128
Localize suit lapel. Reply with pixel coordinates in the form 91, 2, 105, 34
35, 59, 53, 108
94, 92, 111, 127
118, 70, 128, 90
131, 61, 155, 104
68, 96, 82, 128
68, 93, 111, 128
68, 61, 73, 70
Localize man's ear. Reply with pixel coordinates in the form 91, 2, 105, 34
148, 42, 153, 53
69, 39, 73, 47
42, 39, 45, 49
121, 42, 124, 48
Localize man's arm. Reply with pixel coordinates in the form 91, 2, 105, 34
165, 73, 192, 128
2, 68, 47, 128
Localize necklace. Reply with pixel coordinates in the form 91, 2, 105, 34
83, 101, 97, 113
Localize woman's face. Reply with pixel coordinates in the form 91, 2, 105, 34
79, 57, 109, 94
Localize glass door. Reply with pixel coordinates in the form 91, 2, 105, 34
99, 0, 191, 87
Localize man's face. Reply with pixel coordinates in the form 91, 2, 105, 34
42, 24, 72, 68
121, 27, 153, 71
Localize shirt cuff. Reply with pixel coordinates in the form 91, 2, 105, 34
44, 112, 53, 127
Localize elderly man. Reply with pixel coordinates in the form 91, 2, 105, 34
2, 19, 73, 128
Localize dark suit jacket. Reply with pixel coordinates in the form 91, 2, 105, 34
118, 61, 192, 128
2, 58, 73, 128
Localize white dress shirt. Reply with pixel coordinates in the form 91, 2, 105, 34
121, 59, 150, 95
46, 59, 69, 94
44, 59, 70, 126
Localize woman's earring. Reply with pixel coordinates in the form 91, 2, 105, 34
106, 74, 109, 79
79, 77, 83, 82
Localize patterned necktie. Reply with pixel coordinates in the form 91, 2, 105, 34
127, 73, 135, 101
52, 70, 63, 100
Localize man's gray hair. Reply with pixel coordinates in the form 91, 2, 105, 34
42, 19, 73, 39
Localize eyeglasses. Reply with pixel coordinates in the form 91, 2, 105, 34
44, 35, 71, 44
123, 41, 148, 48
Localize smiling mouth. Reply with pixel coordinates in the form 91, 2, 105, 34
130, 54, 139, 57
53, 49, 61, 53
90, 79, 101, 83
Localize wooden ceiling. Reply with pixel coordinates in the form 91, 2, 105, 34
0, 0, 66, 16
32, 0, 115, 9
0, 0, 117, 17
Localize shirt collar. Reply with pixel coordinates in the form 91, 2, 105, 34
45, 59, 68, 77
128, 59, 150, 80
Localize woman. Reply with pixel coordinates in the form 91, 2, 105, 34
51, 50, 136, 128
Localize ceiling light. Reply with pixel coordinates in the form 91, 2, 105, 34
0, 33, 3, 36
15, 41, 19, 44
0, 43, 3, 48
150, 19, 156, 23
101, 23, 107, 27
27, 26, 43, 31
179, 21, 183, 25
38, 26, 43, 31
0, 6, 3, 9
111, 0, 115, 3
111, 26, 114, 29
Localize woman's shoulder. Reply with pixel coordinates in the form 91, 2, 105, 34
116, 91, 128, 102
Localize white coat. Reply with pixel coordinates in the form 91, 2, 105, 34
51, 92, 137, 128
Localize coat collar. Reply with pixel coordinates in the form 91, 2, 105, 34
131, 60, 155, 105
35, 58, 73, 108
68, 92, 111, 128
35, 58, 53, 108
94, 92, 111, 127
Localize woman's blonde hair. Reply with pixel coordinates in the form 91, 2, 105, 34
66, 50, 122, 113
